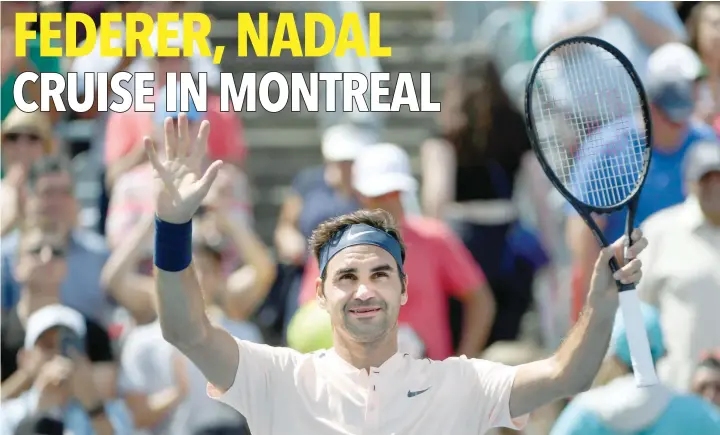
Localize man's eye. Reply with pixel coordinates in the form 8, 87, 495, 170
372, 272, 389, 279
339, 274, 356, 281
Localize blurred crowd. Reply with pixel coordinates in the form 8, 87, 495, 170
1, 1, 719, 434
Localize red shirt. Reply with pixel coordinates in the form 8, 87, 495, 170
104, 94, 247, 165
298, 216, 486, 360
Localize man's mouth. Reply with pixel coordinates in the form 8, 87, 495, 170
348, 307, 382, 318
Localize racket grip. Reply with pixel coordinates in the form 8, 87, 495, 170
618, 289, 659, 387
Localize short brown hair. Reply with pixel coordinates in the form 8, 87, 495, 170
308, 209, 406, 279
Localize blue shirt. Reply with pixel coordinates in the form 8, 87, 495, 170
551, 393, 720, 435
0, 389, 133, 435
565, 120, 718, 241
1, 229, 114, 325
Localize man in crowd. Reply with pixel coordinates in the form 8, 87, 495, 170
637, 140, 720, 391
1, 226, 115, 402
298, 143, 496, 359
144, 113, 648, 434
692, 351, 720, 409
1, 156, 116, 324
0, 305, 131, 434
566, 51, 718, 320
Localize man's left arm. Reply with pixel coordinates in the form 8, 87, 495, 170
436, 224, 496, 357
507, 232, 645, 418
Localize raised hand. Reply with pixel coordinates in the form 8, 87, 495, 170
145, 114, 223, 224
587, 229, 647, 313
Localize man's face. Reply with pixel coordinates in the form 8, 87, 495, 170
650, 104, 689, 135
27, 171, 76, 229
15, 229, 67, 289
317, 244, 407, 343
691, 365, 720, 407
1, 131, 45, 170
691, 171, 720, 214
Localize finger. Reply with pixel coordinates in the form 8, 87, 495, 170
613, 258, 642, 279
189, 119, 210, 168
196, 160, 224, 198
144, 137, 165, 172
164, 117, 177, 160
617, 270, 642, 285
626, 236, 648, 259
177, 112, 190, 158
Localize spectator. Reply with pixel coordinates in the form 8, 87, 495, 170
297, 143, 496, 359
637, 140, 720, 391
1, 156, 117, 324
532, 1, 686, 81
105, 89, 251, 272
102, 25, 245, 192
687, 1, 720, 133
550, 304, 720, 434
692, 352, 720, 408
0, 305, 132, 434
421, 46, 546, 349
646, 42, 708, 118
566, 54, 718, 321
1, 1, 62, 123
274, 124, 372, 332
1, 226, 115, 401
1, 109, 54, 237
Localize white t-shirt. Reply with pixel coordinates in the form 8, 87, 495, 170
209, 343, 529, 435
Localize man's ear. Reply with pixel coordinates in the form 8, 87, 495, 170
400, 276, 409, 306
315, 277, 326, 310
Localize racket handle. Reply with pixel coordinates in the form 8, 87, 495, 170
618, 289, 659, 387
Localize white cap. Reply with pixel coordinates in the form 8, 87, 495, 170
352, 143, 418, 197
321, 124, 376, 162
24, 305, 86, 350
647, 43, 705, 81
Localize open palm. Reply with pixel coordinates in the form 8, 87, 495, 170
145, 114, 223, 224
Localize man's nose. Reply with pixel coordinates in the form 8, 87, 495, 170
355, 283, 375, 301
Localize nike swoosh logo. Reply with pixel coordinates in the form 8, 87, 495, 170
407, 387, 431, 398
346, 231, 375, 240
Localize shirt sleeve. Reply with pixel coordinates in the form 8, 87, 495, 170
207, 339, 300, 432
434, 223, 486, 297
85, 319, 114, 362
465, 358, 529, 431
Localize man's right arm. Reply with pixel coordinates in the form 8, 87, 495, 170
155, 266, 239, 391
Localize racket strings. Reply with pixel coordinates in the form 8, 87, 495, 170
530, 41, 650, 209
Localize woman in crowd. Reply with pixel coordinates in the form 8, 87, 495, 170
687, 1, 720, 134
420, 46, 547, 350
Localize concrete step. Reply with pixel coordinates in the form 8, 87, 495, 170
241, 124, 430, 149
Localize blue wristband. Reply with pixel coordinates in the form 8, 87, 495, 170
154, 217, 192, 272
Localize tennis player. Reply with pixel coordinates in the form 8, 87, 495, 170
147, 114, 647, 434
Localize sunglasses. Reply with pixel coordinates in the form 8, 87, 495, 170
25, 245, 66, 258
3, 132, 41, 142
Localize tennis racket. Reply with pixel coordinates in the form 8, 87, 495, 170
524, 36, 658, 387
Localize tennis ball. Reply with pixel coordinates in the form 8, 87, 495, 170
287, 301, 333, 353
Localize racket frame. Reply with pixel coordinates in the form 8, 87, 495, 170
524, 36, 659, 387
524, 35, 653, 288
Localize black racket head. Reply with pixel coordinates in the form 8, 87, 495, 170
524, 36, 653, 215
